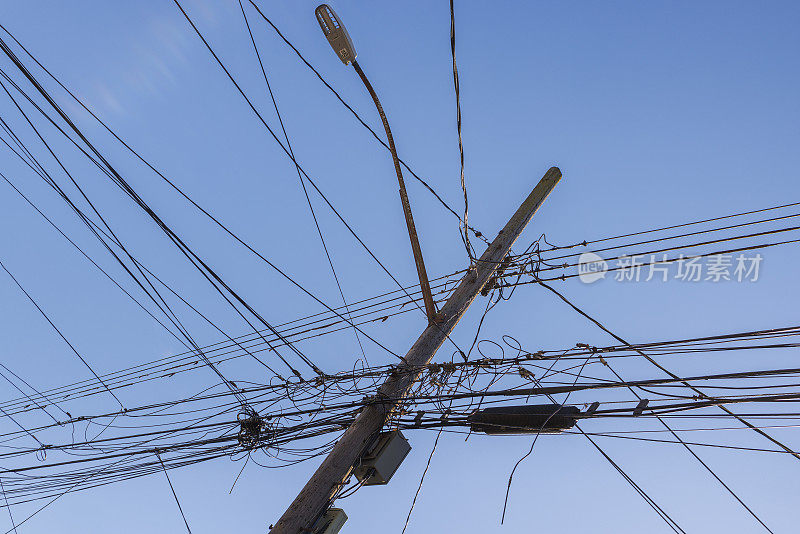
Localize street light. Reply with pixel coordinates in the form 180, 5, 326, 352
315, 4, 438, 323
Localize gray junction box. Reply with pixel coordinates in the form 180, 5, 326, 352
353, 430, 411, 486
311, 508, 347, 534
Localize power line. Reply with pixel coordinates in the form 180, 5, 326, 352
156, 452, 193, 534
449, 0, 474, 263
238, 0, 369, 368
0, 258, 124, 409
0, 38, 318, 382
245, 0, 489, 244
0, 21, 401, 366
538, 281, 778, 532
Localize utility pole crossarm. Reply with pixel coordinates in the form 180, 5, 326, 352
270, 167, 562, 534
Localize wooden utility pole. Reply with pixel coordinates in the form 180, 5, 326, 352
270, 167, 562, 534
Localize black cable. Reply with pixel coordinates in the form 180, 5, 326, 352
449, 0, 473, 263
0, 43, 309, 384
568, 200, 800, 251
0, 258, 124, 409
0, 160, 286, 386
238, 0, 370, 367
519, 219, 800, 278
156, 452, 193, 534
244, 0, 489, 244
0, 477, 17, 534
576, 425, 687, 534
0, 23, 400, 365
0, 87, 257, 403
400, 427, 441, 534
503, 236, 800, 285
539, 281, 778, 533
172, 0, 471, 361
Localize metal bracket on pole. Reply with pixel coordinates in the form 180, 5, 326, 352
316, 4, 438, 323
352, 59, 438, 323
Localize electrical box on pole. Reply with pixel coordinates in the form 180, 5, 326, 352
353, 430, 411, 485
311, 508, 348, 534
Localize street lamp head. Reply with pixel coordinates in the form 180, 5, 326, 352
315, 4, 357, 65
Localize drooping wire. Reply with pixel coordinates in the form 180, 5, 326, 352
401, 426, 442, 534
172, 0, 472, 362
449, 0, 474, 263
501, 349, 594, 523
244, 0, 489, 245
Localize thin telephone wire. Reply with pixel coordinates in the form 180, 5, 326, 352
238, 0, 369, 366
450, 0, 473, 262
0, 258, 124, 409
0, 477, 17, 534
539, 281, 776, 533
157, 453, 193, 533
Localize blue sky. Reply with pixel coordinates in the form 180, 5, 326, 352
0, 1, 798, 533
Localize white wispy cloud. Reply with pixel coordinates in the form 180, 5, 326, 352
82, 2, 217, 117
